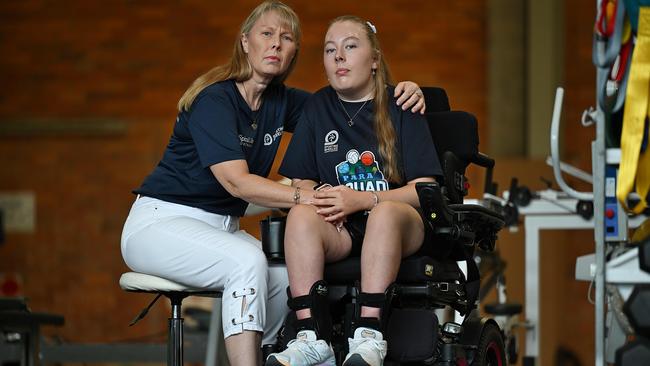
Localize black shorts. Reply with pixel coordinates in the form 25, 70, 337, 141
343, 208, 435, 257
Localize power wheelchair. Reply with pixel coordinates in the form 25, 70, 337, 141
261, 87, 507, 365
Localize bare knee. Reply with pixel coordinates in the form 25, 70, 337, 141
364, 201, 418, 250
285, 204, 323, 251
286, 204, 320, 225
367, 201, 412, 229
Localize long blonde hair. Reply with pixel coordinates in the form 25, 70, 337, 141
178, 1, 301, 111
329, 16, 401, 183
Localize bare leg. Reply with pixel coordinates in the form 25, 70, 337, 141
225, 330, 262, 366
359, 201, 424, 318
284, 204, 352, 320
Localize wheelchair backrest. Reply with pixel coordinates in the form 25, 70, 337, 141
422, 86, 451, 113
422, 87, 480, 204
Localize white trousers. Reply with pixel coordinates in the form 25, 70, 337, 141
121, 196, 288, 345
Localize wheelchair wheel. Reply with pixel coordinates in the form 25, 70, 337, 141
474, 323, 506, 366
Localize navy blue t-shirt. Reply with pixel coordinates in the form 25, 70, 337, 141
279, 86, 442, 191
135, 80, 310, 216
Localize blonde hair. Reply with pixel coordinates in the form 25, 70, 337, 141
329, 16, 401, 183
178, 1, 301, 111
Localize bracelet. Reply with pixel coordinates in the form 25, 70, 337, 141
369, 191, 379, 209
293, 187, 301, 205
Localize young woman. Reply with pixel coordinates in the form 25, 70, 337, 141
120, 2, 426, 365
267, 16, 442, 366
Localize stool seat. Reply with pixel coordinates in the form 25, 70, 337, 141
120, 272, 223, 366
119, 272, 221, 297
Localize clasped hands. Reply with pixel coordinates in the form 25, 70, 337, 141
310, 185, 373, 231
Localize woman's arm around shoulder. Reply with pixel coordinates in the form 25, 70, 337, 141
394, 81, 426, 114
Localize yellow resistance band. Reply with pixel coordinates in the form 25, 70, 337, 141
618, 7, 650, 213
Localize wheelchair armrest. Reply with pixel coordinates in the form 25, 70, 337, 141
470, 152, 497, 195
416, 182, 505, 253
470, 152, 494, 169
416, 182, 454, 227
441, 151, 497, 203
447, 204, 505, 252
416, 182, 475, 247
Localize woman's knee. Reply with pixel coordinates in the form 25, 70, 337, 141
250, 248, 269, 272
285, 204, 323, 247
367, 201, 413, 228
364, 201, 420, 250
233, 246, 269, 284
286, 204, 320, 228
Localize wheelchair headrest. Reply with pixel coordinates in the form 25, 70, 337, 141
424, 110, 479, 167
422, 87, 450, 113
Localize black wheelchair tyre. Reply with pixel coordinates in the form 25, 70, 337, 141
473, 323, 506, 366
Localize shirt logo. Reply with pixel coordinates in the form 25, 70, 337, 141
263, 133, 273, 146
263, 127, 284, 147
324, 130, 339, 153
239, 134, 254, 148
335, 149, 389, 191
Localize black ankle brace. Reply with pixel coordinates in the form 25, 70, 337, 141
353, 285, 397, 335
286, 280, 332, 342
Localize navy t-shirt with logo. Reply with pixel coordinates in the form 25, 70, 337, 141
135, 80, 310, 216
279, 86, 442, 192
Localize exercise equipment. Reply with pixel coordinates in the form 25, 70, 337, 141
639, 235, 650, 273
615, 337, 650, 366
0, 297, 63, 366
478, 248, 523, 364
623, 284, 650, 338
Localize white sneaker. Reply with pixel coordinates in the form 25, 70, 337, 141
265, 330, 336, 366
342, 327, 388, 366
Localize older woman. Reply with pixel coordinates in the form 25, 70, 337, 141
120, 2, 425, 365
267, 16, 442, 366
